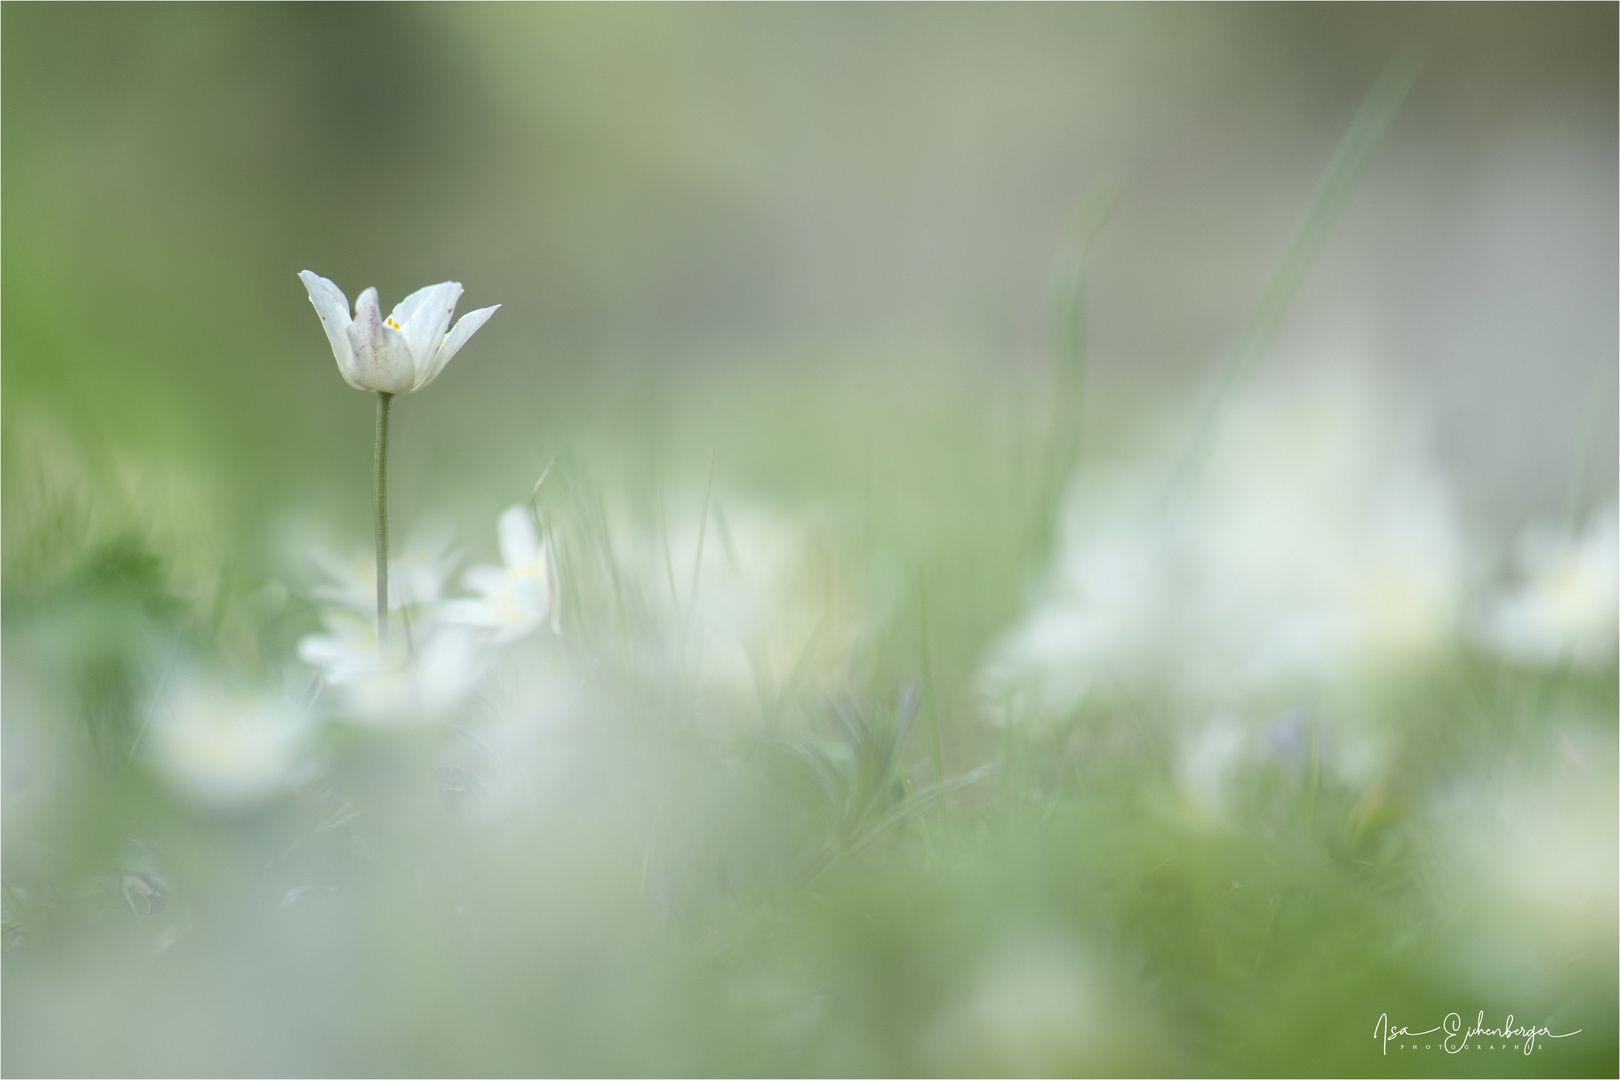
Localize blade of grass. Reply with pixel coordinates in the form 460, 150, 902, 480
1029, 173, 1123, 548
918, 573, 945, 789
1161, 47, 1424, 515
677, 448, 716, 675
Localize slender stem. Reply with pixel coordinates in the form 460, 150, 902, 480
374, 391, 393, 647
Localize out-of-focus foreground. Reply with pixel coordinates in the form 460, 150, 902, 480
3, 6, 1616, 1076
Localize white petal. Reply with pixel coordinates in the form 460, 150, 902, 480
392, 282, 462, 375
438, 597, 500, 628
298, 633, 367, 678
345, 287, 417, 393
416, 629, 490, 712
497, 505, 540, 569
462, 565, 508, 596
299, 271, 358, 385
414, 304, 498, 390
296, 634, 342, 666
388, 280, 457, 327
319, 608, 372, 637
490, 616, 543, 645
507, 575, 549, 619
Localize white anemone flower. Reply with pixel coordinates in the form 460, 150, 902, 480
978, 480, 1173, 725
922, 931, 1150, 1077
307, 530, 459, 616
1428, 730, 1618, 996
1476, 504, 1618, 669
979, 363, 1464, 724
145, 676, 316, 810
298, 270, 499, 394
298, 610, 490, 725
442, 505, 557, 643
1187, 366, 1463, 685
582, 493, 869, 728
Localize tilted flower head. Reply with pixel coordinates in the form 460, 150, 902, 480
298, 271, 499, 394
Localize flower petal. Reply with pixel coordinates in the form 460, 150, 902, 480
462, 564, 508, 596
506, 575, 549, 619
345, 287, 417, 393
298, 632, 374, 683
388, 280, 456, 327
299, 271, 358, 385
438, 597, 500, 628
497, 505, 540, 569
414, 304, 498, 390
392, 281, 462, 375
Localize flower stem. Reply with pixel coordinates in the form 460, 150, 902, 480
374, 391, 393, 647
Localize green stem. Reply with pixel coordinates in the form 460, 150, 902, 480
374, 391, 393, 647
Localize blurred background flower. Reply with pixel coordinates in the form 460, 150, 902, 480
440, 504, 556, 643
1476, 504, 1619, 669
1427, 727, 1619, 1002
610, 493, 874, 724
305, 527, 460, 614
980, 362, 1467, 723
143, 672, 316, 810
298, 609, 489, 725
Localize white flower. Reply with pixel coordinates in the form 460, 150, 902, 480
1187, 366, 1463, 684
441, 650, 592, 823
923, 932, 1134, 1076
298, 609, 489, 725
1476, 504, 1618, 669
980, 363, 1465, 724
306, 530, 459, 616
298, 271, 499, 394
145, 676, 315, 810
979, 483, 1173, 724
442, 505, 556, 644
612, 495, 868, 714
1428, 730, 1618, 995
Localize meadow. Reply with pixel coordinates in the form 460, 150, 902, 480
3, 6, 1616, 1076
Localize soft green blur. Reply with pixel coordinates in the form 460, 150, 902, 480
4, 5, 1616, 1077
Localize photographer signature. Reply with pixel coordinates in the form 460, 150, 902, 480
1374, 1011, 1580, 1056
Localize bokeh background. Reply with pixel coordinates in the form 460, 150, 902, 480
4, 4, 1616, 1076
6, 4, 1615, 541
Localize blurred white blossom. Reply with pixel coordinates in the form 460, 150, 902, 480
298, 609, 489, 725
298, 271, 499, 395
1429, 729, 1618, 996
924, 932, 1123, 1077
617, 496, 869, 713
145, 676, 315, 809
307, 529, 459, 615
1190, 367, 1464, 684
441, 649, 593, 824
981, 364, 1465, 723
979, 474, 1176, 722
441, 505, 557, 643
1476, 504, 1618, 668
